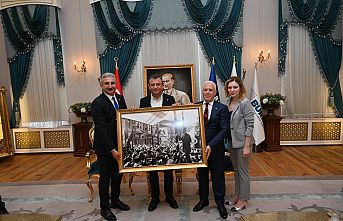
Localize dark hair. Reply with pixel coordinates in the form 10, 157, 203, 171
149, 73, 162, 82
224, 76, 246, 99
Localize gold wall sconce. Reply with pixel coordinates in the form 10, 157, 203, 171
74, 60, 87, 72
258, 50, 271, 63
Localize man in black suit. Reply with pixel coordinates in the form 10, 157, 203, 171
181, 127, 192, 163
139, 74, 178, 211
193, 81, 229, 219
91, 73, 130, 221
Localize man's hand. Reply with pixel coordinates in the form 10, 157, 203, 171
111, 149, 120, 161
205, 145, 211, 160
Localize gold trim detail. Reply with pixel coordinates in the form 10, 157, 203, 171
44, 130, 71, 148
15, 131, 41, 149
312, 122, 341, 140
280, 122, 308, 141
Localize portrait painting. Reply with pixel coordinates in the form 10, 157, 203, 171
116, 104, 207, 173
144, 64, 195, 105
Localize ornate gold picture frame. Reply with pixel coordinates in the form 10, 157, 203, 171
0, 86, 14, 157
144, 64, 195, 104
117, 104, 207, 173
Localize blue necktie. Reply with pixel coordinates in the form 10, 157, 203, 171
112, 96, 119, 110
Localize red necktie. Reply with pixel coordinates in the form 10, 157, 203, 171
204, 103, 209, 125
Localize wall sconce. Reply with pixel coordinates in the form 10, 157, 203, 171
74, 60, 87, 72
258, 50, 271, 63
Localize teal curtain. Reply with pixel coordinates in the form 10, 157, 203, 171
93, 0, 151, 84
183, 0, 244, 81
278, 0, 287, 74
279, 0, 342, 117
99, 34, 142, 84
311, 34, 343, 117
8, 51, 33, 127
1, 5, 64, 127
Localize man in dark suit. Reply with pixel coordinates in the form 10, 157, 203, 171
181, 127, 192, 163
193, 81, 229, 219
139, 74, 178, 211
91, 73, 130, 221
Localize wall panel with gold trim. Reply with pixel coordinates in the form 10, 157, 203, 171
280, 118, 342, 145
12, 126, 73, 153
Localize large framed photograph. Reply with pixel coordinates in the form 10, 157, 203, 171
117, 104, 207, 173
144, 64, 195, 104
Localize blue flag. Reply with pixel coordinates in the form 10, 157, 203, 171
209, 62, 220, 101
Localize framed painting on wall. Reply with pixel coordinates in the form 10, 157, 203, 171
144, 64, 195, 105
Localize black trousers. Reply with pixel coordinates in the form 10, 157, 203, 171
149, 170, 174, 200
97, 154, 123, 209
197, 156, 226, 205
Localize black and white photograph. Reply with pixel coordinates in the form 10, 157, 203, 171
117, 104, 207, 173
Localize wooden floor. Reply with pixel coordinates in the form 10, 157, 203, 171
0, 145, 342, 182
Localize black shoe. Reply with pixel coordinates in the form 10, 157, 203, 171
0, 200, 8, 214
110, 200, 130, 211
192, 200, 209, 212
165, 197, 178, 209
100, 208, 117, 221
218, 204, 228, 219
148, 198, 160, 211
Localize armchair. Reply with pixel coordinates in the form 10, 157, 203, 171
86, 127, 135, 202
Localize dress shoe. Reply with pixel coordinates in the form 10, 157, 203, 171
0, 199, 8, 214
148, 198, 160, 211
165, 197, 178, 209
192, 200, 209, 212
100, 208, 117, 221
217, 204, 228, 219
110, 200, 130, 211
231, 201, 247, 212
225, 197, 239, 206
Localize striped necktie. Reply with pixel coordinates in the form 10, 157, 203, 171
112, 96, 119, 110
204, 103, 209, 124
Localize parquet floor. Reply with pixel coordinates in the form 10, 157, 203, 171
0, 145, 342, 182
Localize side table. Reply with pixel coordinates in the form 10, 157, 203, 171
72, 122, 93, 157
261, 115, 282, 151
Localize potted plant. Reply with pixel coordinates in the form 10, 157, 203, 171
260, 93, 286, 116
69, 102, 92, 122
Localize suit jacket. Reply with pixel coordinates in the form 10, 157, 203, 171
91, 93, 127, 155
226, 97, 254, 148
139, 93, 175, 108
199, 100, 229, 158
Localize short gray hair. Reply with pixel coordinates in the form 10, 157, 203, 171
202, 81, 217, 92
99, 72, 115, 85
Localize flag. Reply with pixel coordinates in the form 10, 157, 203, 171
209, 58, 220, 101
249, 66, 265, 145
114, 62, 123, 95
231, 57, 238, 77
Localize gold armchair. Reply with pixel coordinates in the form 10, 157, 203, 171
86, 128, 135, 202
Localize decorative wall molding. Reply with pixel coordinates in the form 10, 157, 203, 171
0, 0, 61, 10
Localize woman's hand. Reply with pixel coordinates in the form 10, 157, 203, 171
243, 146, 250, 158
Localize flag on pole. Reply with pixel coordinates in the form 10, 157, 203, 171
209, 57, 220, 101
231, 56, 238, 77
249, 65, 265, 145
114, 58, 123, 95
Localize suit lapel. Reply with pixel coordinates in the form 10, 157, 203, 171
208, 101, 218, 122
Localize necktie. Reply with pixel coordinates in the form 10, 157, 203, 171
204, 103, 209, 125
112, 96, 119, 110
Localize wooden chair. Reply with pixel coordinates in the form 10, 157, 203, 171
86, 127, 135, 202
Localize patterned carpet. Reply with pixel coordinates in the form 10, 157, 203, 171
0, 176, 342, 221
